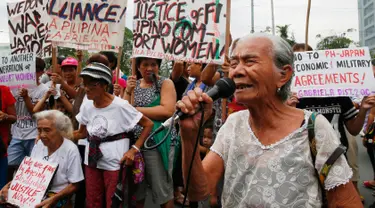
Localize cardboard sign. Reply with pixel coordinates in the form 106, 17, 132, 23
7, 0, 52, 57
132, 0, 227, 64
0, 52, 36, 89
47, 0, 128, 52
291, 47, 375, 98
7, 157, 58, 208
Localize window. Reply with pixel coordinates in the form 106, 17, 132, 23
365, 3, 374, 16
366, 26, 375, 36
365, 36, 375, 46
365, 14, 374, 26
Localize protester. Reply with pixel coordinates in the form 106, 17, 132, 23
7, 57, 49, 180
124, 57, 177, 208
50, 57, 80, 101
177, 33, 362, 207
288, 44, 375, 202
169, 61, 190, 206
0, 110, 84, 207
73, 62, 153, 208
0, 85, 16, 189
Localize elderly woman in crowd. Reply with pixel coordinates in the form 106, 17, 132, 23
73, 62, 153, 208
177, 33, 362, 207
124, 57, 177, 208
0, 110, 84, 207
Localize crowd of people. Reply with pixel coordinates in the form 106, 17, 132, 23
0, 33, 374, 208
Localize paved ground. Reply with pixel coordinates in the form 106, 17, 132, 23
357, 136, 375, 207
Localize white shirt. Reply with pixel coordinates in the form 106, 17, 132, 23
76, 96, 142, 171
11, 84, 49, 140
31, 139, 84, 193
210, 110, 352, 208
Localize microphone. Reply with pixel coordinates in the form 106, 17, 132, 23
157, 77, 236, 133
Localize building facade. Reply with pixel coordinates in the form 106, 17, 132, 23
359, 0, 375, 52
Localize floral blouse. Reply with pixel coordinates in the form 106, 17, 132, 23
210, 110, 352, 208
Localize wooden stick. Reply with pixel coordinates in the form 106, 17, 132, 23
116, 47, 123, 84
305, 0, 312, 51
52, 47, 57, 74
76, 50, 83, 85
221, 0, 231, 122
131, 57, 136, 76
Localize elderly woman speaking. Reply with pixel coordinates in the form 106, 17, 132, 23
177, 34, 362, 207
0, 110, 84, 208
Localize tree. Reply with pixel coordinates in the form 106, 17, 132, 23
120, 27, 133, 76
276, 25, 296, 46
316, 35, 353, 50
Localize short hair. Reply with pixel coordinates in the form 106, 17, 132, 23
292, 43, 313, 52
100, 51, 117, 70
34, 110, 73, 140
87, 54, 110, 67
36, 57, 45, 72
135, 57, 162, 79
236, 33, 294, 101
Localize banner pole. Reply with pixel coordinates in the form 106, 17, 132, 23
116, 47, 123, 84
76, 50, 83, 85
221, 0, 231, 122
130, 57, 136, 105
305, 0, 312, 51
51, 46, 58, 88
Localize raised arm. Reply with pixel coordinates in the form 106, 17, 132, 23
136, 79, 177, 121
201, 64, 220, 86
177, 88, 224, 201
170, 61, 185, 82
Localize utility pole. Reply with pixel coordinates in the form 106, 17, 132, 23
251, 0, 255, 33
271, 0, 275, 35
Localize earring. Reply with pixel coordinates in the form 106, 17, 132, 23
277, 88, 281, 93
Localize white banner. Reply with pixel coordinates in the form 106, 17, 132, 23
0, 52, 36, 89
7, 0, 52, 57
291, 47, 375, 98
132, 0, 227, 64
7, 157, 58, 208
47, 0, 128, 52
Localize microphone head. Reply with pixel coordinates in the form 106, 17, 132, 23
215, 78, 236, 98
148, 72, 156, 83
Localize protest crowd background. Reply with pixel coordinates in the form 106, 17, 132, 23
0, 0, 375, 208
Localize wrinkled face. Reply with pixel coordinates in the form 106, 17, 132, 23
229, 37, 280, 105
37, 118, 61, 148
138, 58, 159, 82
202, 128, 213, 148
82, 76, 106, 100
62, 66, 77, 83
187, 62, 202, 78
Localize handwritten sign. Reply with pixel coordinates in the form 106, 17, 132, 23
7, 157, 58, 208
47, 0, 127, 52
291, 47, 375, 98
132, 0, 227, 64
0, 52, 36, 89
7, 0, 52, 57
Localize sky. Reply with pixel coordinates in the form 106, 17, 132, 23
0, 0, 359, 49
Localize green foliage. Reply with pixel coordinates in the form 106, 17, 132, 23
120, 27, 133, 76
316, 35, 353, 50
276, 25, 296, 46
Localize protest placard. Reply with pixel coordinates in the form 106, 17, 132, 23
291, 47, 375, 98
7, 157, 58, 208
132, 0, 227, 64
7, 0, 52, 57
47, 0, 127, 52
0, 52, 36, 89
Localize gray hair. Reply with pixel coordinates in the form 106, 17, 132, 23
234, 33, 294, 101
34, 110, 73, 140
